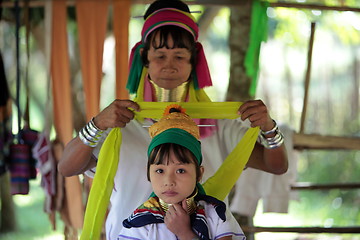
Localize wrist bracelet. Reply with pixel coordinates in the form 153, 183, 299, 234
258, 132, 284, 149
89, 117, 103, 133
79, 129, 98, 147
261, 120, 277, 135
258, 121, 284, 149
78, 117, 104, 147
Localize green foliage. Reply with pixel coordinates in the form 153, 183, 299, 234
254, 2, 360, 238
268, 2, 360, 47
292, 150, 360, 230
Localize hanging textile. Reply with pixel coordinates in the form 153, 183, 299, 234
51, 0, 84, 232
75, 2, 110, 237
31, 0, 61, 230
80, 102, 260, 240
76, 0, 110, 120
113, 0, 131, 99
8, 0, 39, 195
244, 0, 269, 97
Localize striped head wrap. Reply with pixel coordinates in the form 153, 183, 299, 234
127, 8, 212, 95
141, 8, 198, 42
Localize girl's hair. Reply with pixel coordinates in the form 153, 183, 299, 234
141, 26, 197, 69
147, 143, 202, 181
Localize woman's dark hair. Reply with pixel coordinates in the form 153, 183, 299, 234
147, 143, 202, 182
144, 0, 190, 19
141, 26, 197, 69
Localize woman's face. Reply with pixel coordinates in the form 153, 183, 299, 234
146, 32, 192, 90
149, 150, 202, 204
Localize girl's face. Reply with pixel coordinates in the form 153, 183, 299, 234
149, 150, 203, 204
146, 32, 192, 90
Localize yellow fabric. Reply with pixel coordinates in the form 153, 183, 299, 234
202, 126, 259, 200
81, 102, 259, 239
133, 68, 148, 102
135, 102, 243, 120
188, 80, 212, 102
80, 128, 122, 240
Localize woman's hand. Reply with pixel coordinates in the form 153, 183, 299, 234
238, 99, 275, 132
93, 100, 140, 130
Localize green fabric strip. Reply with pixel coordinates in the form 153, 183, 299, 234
127, 43, 144, 94
244, 0, 269, 97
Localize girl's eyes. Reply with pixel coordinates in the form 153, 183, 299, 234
176, 169, 186, 174
154, 168, 186, 174
154, 55, 186, 60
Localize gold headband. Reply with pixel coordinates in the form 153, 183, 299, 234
148, 104, 199, 140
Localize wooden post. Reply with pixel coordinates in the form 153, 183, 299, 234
299, 22, 316, 133
0, 172, 17, 233
227, 0, 253, 102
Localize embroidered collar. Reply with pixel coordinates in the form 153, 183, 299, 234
122, 194, 226, 240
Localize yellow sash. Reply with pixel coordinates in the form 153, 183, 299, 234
80, 102, 259, 239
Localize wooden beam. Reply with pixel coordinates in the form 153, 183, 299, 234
2, 0, 360, 12
269, 2, 360, 13
243, 226, 360, 234
132, 0, 243, 6
0, 0, 74, 8
293, 133, 360, 150
291, 182, 360, 190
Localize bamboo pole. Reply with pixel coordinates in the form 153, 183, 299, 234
299, 22, 316, 134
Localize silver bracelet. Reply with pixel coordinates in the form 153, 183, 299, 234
78, 118, 104, 147
85, 123, 103, 139
89, 117, 103, 133
261, 120, 277, 135
79, 129, 98, 147
258, 120, 284, 149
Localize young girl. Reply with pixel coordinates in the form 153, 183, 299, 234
118, 105, 246, 240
